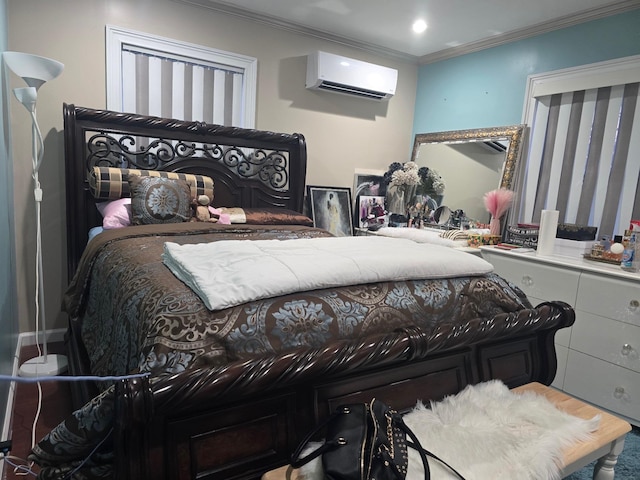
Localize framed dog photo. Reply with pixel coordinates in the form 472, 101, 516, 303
307, 186, 353, 237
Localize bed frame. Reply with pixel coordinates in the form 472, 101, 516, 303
62, 104, 575, 480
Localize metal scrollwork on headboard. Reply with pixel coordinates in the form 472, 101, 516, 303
87, 132, 290, 190
64, 103, 307, 282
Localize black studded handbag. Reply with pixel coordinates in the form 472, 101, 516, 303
290, 398, 465, 480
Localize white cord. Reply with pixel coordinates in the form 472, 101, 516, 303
0, 453, 37, 477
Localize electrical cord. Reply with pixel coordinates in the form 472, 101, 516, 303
62, 427, 114, 480
0, 372, 150, 383
1, 372, 149, 478
0, 454, 37, 477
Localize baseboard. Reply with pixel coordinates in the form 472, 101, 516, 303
0, 328, 67, 460
1, 335, 21, 479
18, 328, 66, 347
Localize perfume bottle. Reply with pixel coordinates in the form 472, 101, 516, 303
620, 230, 638, 272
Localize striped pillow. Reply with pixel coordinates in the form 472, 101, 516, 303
88, 166, 214, 201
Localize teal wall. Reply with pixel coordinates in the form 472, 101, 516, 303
413, 9, 640, 135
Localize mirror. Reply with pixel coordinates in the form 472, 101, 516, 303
411, 125, 526, 224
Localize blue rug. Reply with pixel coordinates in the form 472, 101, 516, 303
564, 426, 639, 479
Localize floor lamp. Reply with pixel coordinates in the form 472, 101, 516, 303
3, 51, 67, 377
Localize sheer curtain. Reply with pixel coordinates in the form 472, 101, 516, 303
513, 56, 640, 239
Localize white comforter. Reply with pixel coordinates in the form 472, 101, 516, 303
162, 236, 493, 311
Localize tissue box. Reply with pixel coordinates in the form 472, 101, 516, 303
553, 238, 596, 259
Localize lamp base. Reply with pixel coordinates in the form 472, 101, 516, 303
19, 354, 68, 377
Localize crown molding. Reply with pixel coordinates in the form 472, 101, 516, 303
418, 0, 640, 64
175, 0, 640, 65
175, 0, 418, 63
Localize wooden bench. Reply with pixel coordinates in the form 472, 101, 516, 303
262, 382, 632, 480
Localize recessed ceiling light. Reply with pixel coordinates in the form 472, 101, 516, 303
412, 19, 427, 34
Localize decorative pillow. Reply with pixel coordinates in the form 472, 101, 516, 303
218, 207, 313, 226
129, 175, 192, 225
96, 198, 132, 229
89, 166, 214, 201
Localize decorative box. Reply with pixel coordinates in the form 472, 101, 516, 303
553, 238, 596, 259
505, 225, 539, 248
556, 223, 597, 241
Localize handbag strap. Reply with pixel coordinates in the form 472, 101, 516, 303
395, 415, 467, 480
290, 412, 341, 469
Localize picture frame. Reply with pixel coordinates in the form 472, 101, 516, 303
353, 169, 386, 228
353, 168, 386, 199
357, 195, 386, 228
307, 185, 353, 237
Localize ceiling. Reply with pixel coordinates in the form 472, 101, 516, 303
179, 0, 640, 63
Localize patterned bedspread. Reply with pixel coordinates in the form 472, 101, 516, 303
32, 222, 532, 479
64, 222, 531, 379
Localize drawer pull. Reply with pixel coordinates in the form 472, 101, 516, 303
621, 344, 633, 356
629, 299, 639, 312
613, 387, 625, 399
521, 275, 534, 287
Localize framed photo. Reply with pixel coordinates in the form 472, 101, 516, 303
307, 186, 353, 237
353, 169, 385, 228
353, 169, 386, 198
357, 195, 386, 228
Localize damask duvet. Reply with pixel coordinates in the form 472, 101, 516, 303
32, 222, 533, 479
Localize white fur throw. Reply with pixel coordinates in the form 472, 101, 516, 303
298, 380, 599, 480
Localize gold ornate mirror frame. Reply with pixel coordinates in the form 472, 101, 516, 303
411, 124, 527, 191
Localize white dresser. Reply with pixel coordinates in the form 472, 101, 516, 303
480, 247, 640, 425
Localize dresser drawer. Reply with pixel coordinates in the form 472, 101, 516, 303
482, 253, 580, 305
576, 273, 640, 327
571, 311, 640, 373
564, 350, 640, 423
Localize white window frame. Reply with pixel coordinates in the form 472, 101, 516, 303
511, 54, 640, 234
106, 25, 257, 128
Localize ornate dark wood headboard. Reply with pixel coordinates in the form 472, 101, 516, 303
63, 103, 307, 281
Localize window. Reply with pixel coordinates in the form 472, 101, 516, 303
106, 25, 257, 128
512, 55, 640, 238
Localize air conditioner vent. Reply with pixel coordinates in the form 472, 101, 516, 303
315, 80, 390, 100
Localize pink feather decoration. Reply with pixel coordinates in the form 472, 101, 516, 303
483, 188, 514, 236
483, 188, 514, 218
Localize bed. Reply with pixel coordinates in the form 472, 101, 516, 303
30, 104, 575, 480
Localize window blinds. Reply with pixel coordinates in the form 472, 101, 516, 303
121, 48, 244, 126
520, 81, 640, 238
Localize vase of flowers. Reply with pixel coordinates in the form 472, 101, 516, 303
384, 162, 420, 215
384, 162, 445, 217
416, 166, 445, 207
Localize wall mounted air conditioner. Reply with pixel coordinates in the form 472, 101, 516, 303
306, 51, 398, 101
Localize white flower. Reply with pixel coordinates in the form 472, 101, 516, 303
428, 170, 445, 194
390, 164, 420, 187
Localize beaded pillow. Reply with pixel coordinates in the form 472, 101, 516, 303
128, 175, 192, 225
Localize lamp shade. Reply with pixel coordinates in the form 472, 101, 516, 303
3, 51, 64, 90
13, 86, 37, 113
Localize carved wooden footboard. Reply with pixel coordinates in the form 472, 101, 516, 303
113, 301, 574, 480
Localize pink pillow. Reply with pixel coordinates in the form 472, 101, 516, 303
96, 198, 132, 229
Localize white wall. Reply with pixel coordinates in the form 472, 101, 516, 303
6, 0, 418, 333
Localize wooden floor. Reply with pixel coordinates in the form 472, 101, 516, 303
4, 342, 74, 480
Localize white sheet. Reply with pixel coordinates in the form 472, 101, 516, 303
162, 236, 493, 311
